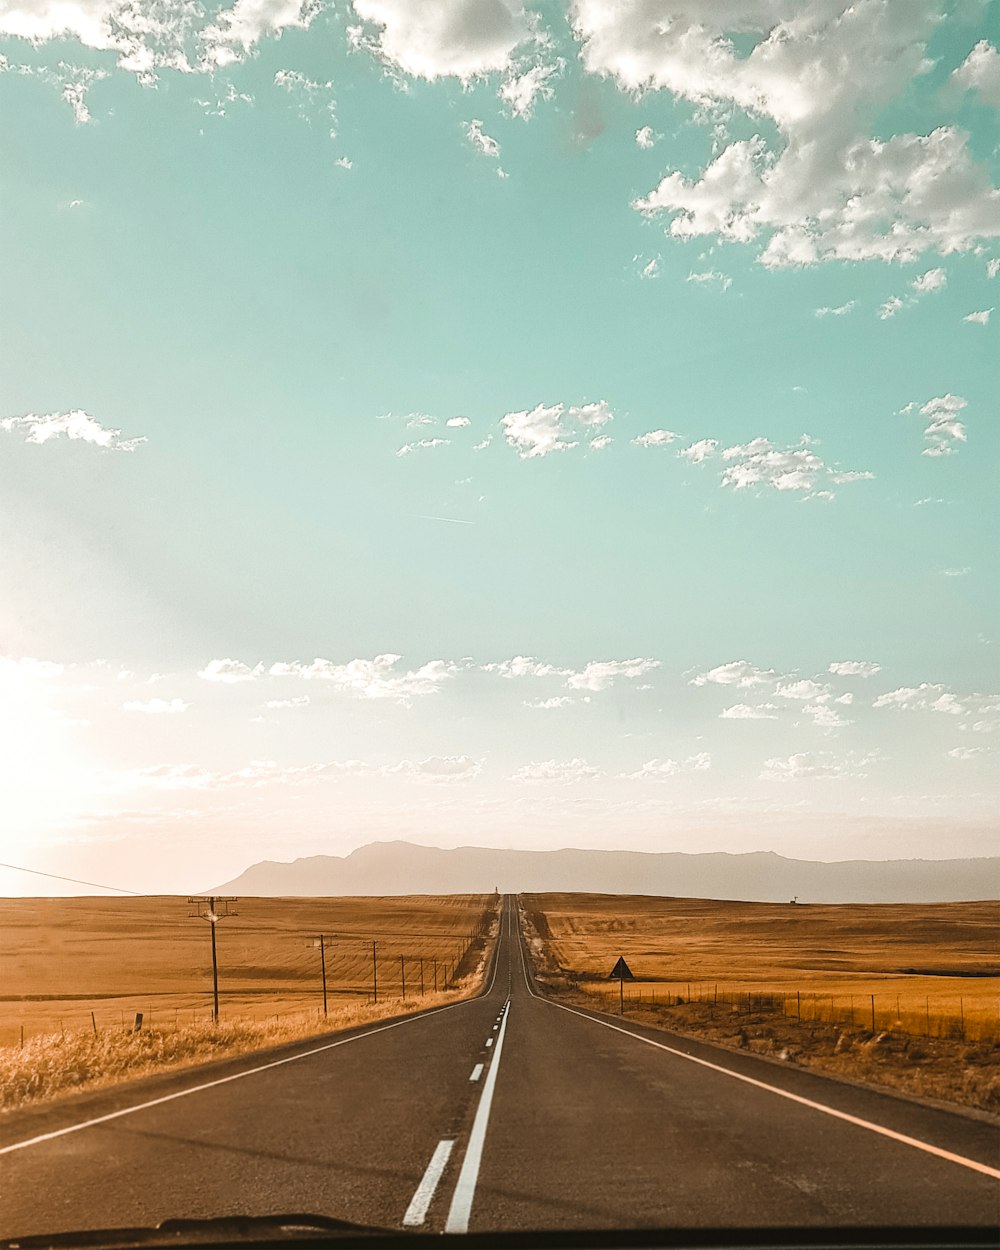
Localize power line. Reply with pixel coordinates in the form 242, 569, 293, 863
0, 861, 144, 895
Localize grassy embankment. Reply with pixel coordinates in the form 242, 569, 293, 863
521, 892, 999, 1114
1, 893, 497, 1112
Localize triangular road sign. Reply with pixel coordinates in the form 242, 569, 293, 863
608, 956, 634, 981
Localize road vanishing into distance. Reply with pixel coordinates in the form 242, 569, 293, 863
2, 897, 998, 1237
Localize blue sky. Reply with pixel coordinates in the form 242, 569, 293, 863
1, 0, 998, 893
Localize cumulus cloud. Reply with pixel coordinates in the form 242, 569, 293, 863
815, 301, 855, 317
268, 654, 460, 701
606, 4, 1000, 267
446, 416, 471, 427
632, 429, 682, 448
511, 758, 600, 783
1, 409, 145, 451
635, 125, 657, 149
465, 118, 503, 168
911, 267, 947, 294
952, 40, 1000, 110
198, 658, 262, 682
524, 696, 575, 709
263, 695, 310, 708
901, 394, 968, 457
679, 433, 872, 497
623, 753, 711, 780
589, 434, 613, 450
775, 679, 830, 701
963, 308, 993, 324
639, 257, 659, 279
202, 0, 320, 69
274, 69, 335, 136
121, 698, 190, 714
946, 746, 987, 761
387, 754, 481, 782
760, 751, 874, 780
348, 0, 548, 94
396, 437, 449, 457
879, 296, 905, 320
692, 660, 774, 689
498, 61, 559, 118
989, 259, 1000, 279
829, 660, 881, 677
565, 658, 659, 692
687, 270, 732, 291
803, 702, 849, 730
500, 399, 612, 458
719, 703, 778, 719
873, 684, 965, 715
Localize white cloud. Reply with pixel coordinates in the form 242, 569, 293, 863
465, 118, 501, 160
202, 0, 320, 69
263, 695, 310, 708
623, 753, 711, 780
511, 758, 600, 783
635, 125, 657, 149
963, 308, 993, 324
632, 429, 681, 448
988, 259, 1000, 279
604, 4, 1000, 267
589, 434, 613, 450
873, 684, 965, 715
760, 751, 873, 781
499, 61, 559, 118
719, 703, 777, 719
829, 660, 881, 677
678, 438, 718, 464
903, 394, 968, 457
687, 270, 732, 291
473, 434, 493, 451
952, 40, 1000, 110
198, 658, 262, 683
879, 296, 905, 319
775, 679, 830, 701
274, 69, 336, 136
565, 658, 659, 692
911, 267, 947, 294
639, 257, 659, 279
121, 698, 190, 714
445, 416, 471, 427
483, 656, 568, 680
268, 654, 460, 701
835, 692, 854, 705
1, 409, 145, 451
803, 702, 849, 730
941, 567, 970, 578
693, 660, 773, 689
396, 437, 449, 456
387, 754, 481, 782
947, 745, 987, 761
684, 434, 872, 496
405, 414, 434, 427
348, 0, 540, 84
500, 399, 613, 458
815, 301, 855, 317
334, 156, 353, 170
524, 696, 575, 709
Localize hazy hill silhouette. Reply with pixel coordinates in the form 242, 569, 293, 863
211, 841, 999, 903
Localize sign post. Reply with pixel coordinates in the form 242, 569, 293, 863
608, 955, 635, 1015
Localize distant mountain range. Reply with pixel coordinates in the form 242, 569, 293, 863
210, 841, 999, 903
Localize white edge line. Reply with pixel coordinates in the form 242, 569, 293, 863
513, 897, 1000, 1184
402, 1138, 454, 1226
470, 1063, 484, 1082
444, 997, 511, 1234
1, 902, 510, 1159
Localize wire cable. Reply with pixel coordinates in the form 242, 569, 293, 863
0, 861, 145, 895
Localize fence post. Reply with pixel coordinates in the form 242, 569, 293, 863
870, 994, 876, 1034
91, 1011, 97, 1035
925, 997, 930, 1038
797, 990, 801, 1019
959, 997, 965, 1040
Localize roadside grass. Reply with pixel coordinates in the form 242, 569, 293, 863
0, 972, 488, 1115
521, 894, 1000, 1116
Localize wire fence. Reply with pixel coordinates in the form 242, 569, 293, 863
584, 979, 999, 1044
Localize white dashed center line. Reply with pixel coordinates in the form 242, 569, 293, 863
469, 1063, 484, 1082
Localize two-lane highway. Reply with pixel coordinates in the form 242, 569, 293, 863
1, 896, 997, 1237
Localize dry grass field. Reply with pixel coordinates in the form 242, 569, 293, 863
522, 892, 999, 1041
0, 893, 496, 1048
521, 893, 1000, 1112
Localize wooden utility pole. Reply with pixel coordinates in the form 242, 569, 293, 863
188, 896, 238, 1023
319, 935, 328, 1017
372, 941, 378, 1004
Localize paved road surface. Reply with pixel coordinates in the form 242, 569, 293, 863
1, 897, 997, 1237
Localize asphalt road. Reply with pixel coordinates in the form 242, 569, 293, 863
1, 896, 998, 1237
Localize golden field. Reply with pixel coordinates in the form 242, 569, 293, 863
0, 894, 496, 1048
522, 893, 1000, 1042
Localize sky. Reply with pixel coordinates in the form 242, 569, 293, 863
1, 0, 998, 895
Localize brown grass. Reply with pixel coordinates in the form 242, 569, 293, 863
521, 892, 1000, 1114
0, 894, 495, 1046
